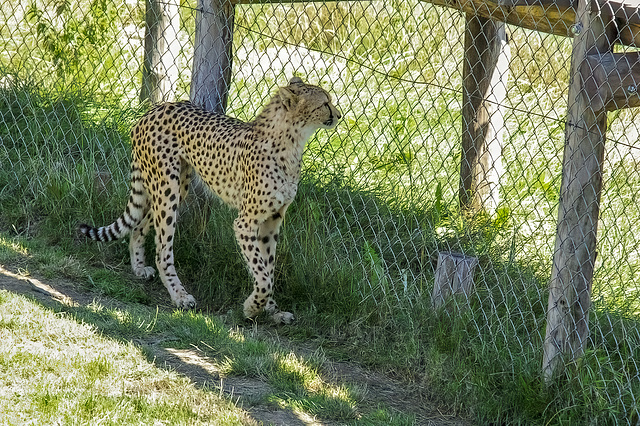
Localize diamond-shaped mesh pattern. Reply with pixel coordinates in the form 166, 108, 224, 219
2, 0, 640, 421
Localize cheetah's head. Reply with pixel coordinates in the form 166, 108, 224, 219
278, 77, 341, 130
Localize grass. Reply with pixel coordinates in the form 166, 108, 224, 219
0, 233, 419, 425
0, 290, 251, 425
2, 0, 640, 423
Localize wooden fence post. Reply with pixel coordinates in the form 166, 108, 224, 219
459, 15, 510, 214
431, 252, 479, 309
140, 0, 181, 104
187, 0, 235, 217
190, 0, 235, 113
541, 0, 616, 381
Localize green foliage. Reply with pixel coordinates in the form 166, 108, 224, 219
4, 0, 141, 100
26, 0, 117, 77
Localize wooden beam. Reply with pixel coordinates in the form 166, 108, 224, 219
188, 0, 235, 221
594, 0, 640, 24
430, 0, 639, 46
542, 0, 617, 381
140, 0, 181, 104
230, 0, 640, 47
582, 52, 640, 111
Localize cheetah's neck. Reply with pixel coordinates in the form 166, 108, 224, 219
253, 102, 315, 179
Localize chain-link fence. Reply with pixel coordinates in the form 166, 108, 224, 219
2, 0, 640, 422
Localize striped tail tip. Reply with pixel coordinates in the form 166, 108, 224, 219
78, 223, 111, 242
78, 223, 97, 240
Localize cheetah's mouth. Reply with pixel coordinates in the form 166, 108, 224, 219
323, 111, 337, 127
322, 103, 340, 128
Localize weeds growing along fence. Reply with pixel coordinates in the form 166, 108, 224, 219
2, 0, 640, 423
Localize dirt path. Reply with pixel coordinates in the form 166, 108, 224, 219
0, 264, 469, 426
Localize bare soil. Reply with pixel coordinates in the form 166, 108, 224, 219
0, 264, 470, 426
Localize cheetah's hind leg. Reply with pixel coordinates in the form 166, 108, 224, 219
130, 208, 155, 279
152, 176, 196, 310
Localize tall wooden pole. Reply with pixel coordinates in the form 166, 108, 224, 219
187, 0, 235, 217
140, 0, 181, 104
459, 15, 510, 214
190, 0, 235, 113
542, 0, 616, 381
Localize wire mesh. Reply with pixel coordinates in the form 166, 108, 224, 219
2, 0, 640, 422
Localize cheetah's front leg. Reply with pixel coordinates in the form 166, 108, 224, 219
257, 207, 294, 324
234, 206, 293, 324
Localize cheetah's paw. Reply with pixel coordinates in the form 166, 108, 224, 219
243, 300, 260, 319
174, 294, 197, 310
272, 311, 295, 325
134, 266, 155, 280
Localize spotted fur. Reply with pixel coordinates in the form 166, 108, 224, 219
79, 77, 341, 323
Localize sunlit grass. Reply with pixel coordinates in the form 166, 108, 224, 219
219, 349, 364, 421
0, 290, 252, 425
0, 235, 29, 257
0, 283, 416, 423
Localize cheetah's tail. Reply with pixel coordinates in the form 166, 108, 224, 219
78, 205, 140, 242
78, 166, 148, 242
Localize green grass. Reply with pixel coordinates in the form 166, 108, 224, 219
0, 290, 252, 425
0, 260, 418, 424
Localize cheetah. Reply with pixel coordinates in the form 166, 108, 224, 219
79, 77, 341, 324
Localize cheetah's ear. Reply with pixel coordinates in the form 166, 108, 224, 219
279, 87, 299, 111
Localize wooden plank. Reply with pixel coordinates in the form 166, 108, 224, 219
583, 52, 640, 111
459, 15, 510, 214
594, 0, 640, 23
592, 0, 640, 45
188, 0, 235, 222
542, 0, 616, 381
230, 0, 640, 47
190, 0, 235, 113
431, 0, 639, 45
431, 252, 479, 309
